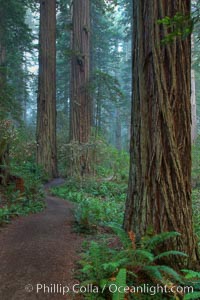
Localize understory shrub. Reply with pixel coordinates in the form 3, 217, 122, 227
0, 196, 45, 226
57, 135, 129, 180
0, 162, 46, 226
51, 179, 127, 231
78, 228, 200, 300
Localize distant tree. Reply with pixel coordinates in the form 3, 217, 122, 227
90, 0, 132, 150
56, 0, 71, 135
123, 0, 199, 268
36, 0, 58, 178
0, 0, 33, 183
70, 0, 91, 176
0, 0, 32, 121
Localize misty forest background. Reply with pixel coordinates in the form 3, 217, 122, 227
0, 0, 200, 299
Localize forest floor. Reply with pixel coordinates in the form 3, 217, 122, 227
0, 179, 84, 300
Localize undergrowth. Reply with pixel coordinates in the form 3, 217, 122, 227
0, 162, 46, 226
0, 197, 45, 225
51, 137, 200, 300
78, 228, 200, 300
51, 179, 127, 231
192, 189, 200, 240
52, 178, 200, 299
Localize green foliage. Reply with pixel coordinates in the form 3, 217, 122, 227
182, 270, 200, 280
91, 137, 130, 180
112, 268, 126, 300
89, 0, 132, 150
192, 136, 200, 187
0, 197, 45, 226
191, 137, 200, 240
0, 120, 17, 156
183, 293, 200, 300
57, 134, 129, 180
10, 161, 46, 199
0, 0, 34, 121
182, 269, 200, 299
157, 12, 193, 44
75, 197, 124, 232
142, 231, 181, 251
192, 189, 200, 240
51, 179, 127, 231
78, 229, 191, 299
0, 160, 46, 226
0, 149, 45, 225
90, 70, 124, 103
9, 125, 37, 165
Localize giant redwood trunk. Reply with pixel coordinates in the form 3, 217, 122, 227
123, 0, 199, 267
70, 0, 91, 176
37, 0, 57, 178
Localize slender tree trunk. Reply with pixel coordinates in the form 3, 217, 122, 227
70, 0, 91, 176
0, 36, 9, 184
0, 41, 6, 101
115, 108, 122, 151
191, 69, 197, 143
37, 0, 58, 178
123, 0, 199, 268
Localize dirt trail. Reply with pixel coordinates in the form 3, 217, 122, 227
0, 179, 83, 300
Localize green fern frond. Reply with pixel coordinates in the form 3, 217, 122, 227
132, 249, 154, 262
158, 265, 183, 283
182, 269, 200, 279
99, 278, 109, 289
143, 231, 181, 251
154, 250, 188, 261
102, 258, 128, 273
112, 268, 126, 300
142, 265, 163, 281
90, 241, 104, 263
127, 270, 138, 278
81, 264, 93, 274
108, 223, 131, 248
183, 292, 200, 300
81, 279, 98, 286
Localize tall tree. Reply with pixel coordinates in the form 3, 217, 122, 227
70, 0, 91, 176
36, 0, 57, 178
123, 0, 199, 267
0, 0, 33, 182
0, 0, 32, 121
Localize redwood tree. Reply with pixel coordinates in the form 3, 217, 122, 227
37, 0, 57, 178
70, 0, 91, 176
123, 0, 199, 267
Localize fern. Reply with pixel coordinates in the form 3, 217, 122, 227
154, 250, 188, 261
157, 265, 183, 283
142, 265, 163, 281
108, 223, 132, 248
78, 230, 191, 300
102, 258, 128, 273
132, 249, 154, 263
182, 269, 200, 279
88, 241, 106, 280
183, 292, 200, 300
142, 265, 182, 283
143, 231, 181, 251
112, 268, 126, 300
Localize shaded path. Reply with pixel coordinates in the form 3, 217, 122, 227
0, 180, 83, 300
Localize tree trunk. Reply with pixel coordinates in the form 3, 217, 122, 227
115, 107, 122, 151
123, 0, 199, 268
37, 0, 58, 178
191, 69, 197, 143
70, 0, 91, 176
0, 39, 7, 114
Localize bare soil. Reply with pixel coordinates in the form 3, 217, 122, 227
0, 179, 84, 300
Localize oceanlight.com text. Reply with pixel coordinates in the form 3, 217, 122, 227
25, 283, 194, 296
